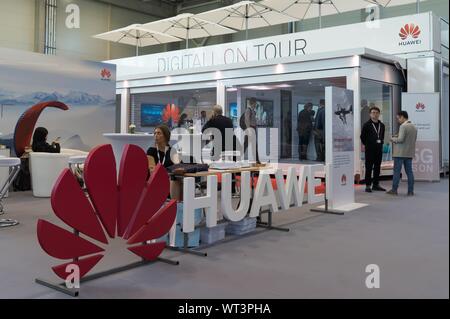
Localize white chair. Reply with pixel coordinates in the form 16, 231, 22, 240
0, 157, 21, 228
29, 149, 88, 197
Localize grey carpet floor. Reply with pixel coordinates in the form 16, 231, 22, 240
0, 178, 448, 299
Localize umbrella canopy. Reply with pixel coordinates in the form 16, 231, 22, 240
196, 0, 297, 39
143, 13, 236, 49
367, 0, 425, 13
260, 0, 370, 27
93, 24, 182, 56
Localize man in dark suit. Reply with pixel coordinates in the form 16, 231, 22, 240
202, 105, 236, 160
360, 106, 386, 192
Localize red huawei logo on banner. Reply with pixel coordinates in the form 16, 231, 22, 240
399, 23, 421, 40
36, 144, 176, 280
416, 102, 425, 110
101, 68, 111, 80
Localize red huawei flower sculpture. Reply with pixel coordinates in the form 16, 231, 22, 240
399, 23, 421, 40
36, 144, 176, 280
162, 103, 180, 126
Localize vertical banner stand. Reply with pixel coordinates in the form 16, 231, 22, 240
311, 87, 368, 214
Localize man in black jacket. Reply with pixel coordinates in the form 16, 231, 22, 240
202, 105, 236, 160
360, 106, 386, 192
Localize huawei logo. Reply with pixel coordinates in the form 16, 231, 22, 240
399, 23, 421, 40
162, 103, 181, 127
37, 144, 176, 280
101, 68, 111, 80
416, 102, 426, 112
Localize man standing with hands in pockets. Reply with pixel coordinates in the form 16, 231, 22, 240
360, 106, 386, 193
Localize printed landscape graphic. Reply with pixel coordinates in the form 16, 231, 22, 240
0, 50, 116, 152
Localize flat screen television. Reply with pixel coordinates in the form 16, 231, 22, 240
141, 104, 165, 127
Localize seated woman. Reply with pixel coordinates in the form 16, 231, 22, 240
31, 127, 61, 153
147, 125, 180, 168
147, 125, 182, 200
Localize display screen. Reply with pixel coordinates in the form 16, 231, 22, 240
141, 104, 165, 127
229, 102, 238, 118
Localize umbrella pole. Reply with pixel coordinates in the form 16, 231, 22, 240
319, 3, 322, 29
416, 0, 420, 13
186, 29, 189, 49
246, 18, 249, 40
245, 4, 249, 40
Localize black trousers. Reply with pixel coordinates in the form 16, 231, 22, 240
365, 147, 383, 187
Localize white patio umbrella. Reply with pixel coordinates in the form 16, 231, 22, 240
143, 13, 236, 49
260, 0, 370, 29
93, 24, 182, 56
196, 0, 298, 40
367, 0, 426, 13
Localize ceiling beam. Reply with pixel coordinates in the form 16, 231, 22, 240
90, 0, 176, 18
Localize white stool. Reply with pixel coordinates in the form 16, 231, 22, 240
0, 157, 21, 228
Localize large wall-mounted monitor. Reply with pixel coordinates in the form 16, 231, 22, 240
141, 104, 165, 127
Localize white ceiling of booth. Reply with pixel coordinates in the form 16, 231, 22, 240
195, 1, 297, 31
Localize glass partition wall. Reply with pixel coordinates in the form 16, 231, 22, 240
360, 79, 403, 163
130, 88, 216, 133
225, 77, 347, 163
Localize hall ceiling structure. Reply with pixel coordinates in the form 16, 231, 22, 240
91, 0, 233, 17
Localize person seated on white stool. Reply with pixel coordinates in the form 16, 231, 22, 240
32, 127, 60, 153
0, 156, 21, 228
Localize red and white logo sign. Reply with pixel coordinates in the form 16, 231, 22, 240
398, 23, 422, 46
399, 23, 421, 40
416, 102, 426, 112
100, 68, 111, 80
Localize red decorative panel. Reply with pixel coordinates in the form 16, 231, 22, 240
128, 242, 166, 261
37, 220, 104, 259
84, 144, 118, 238
13, 101, 69, 157
51, 169, 108, 244
123, 164, 170, 239
117, 145, 148, 237
52, 254, 104, 280
127, 200, 177, 245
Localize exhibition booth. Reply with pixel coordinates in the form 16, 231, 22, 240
0, 8, 448, 297
109, 12, 449, 181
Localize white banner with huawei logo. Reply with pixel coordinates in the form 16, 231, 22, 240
402, 93, 441, 182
